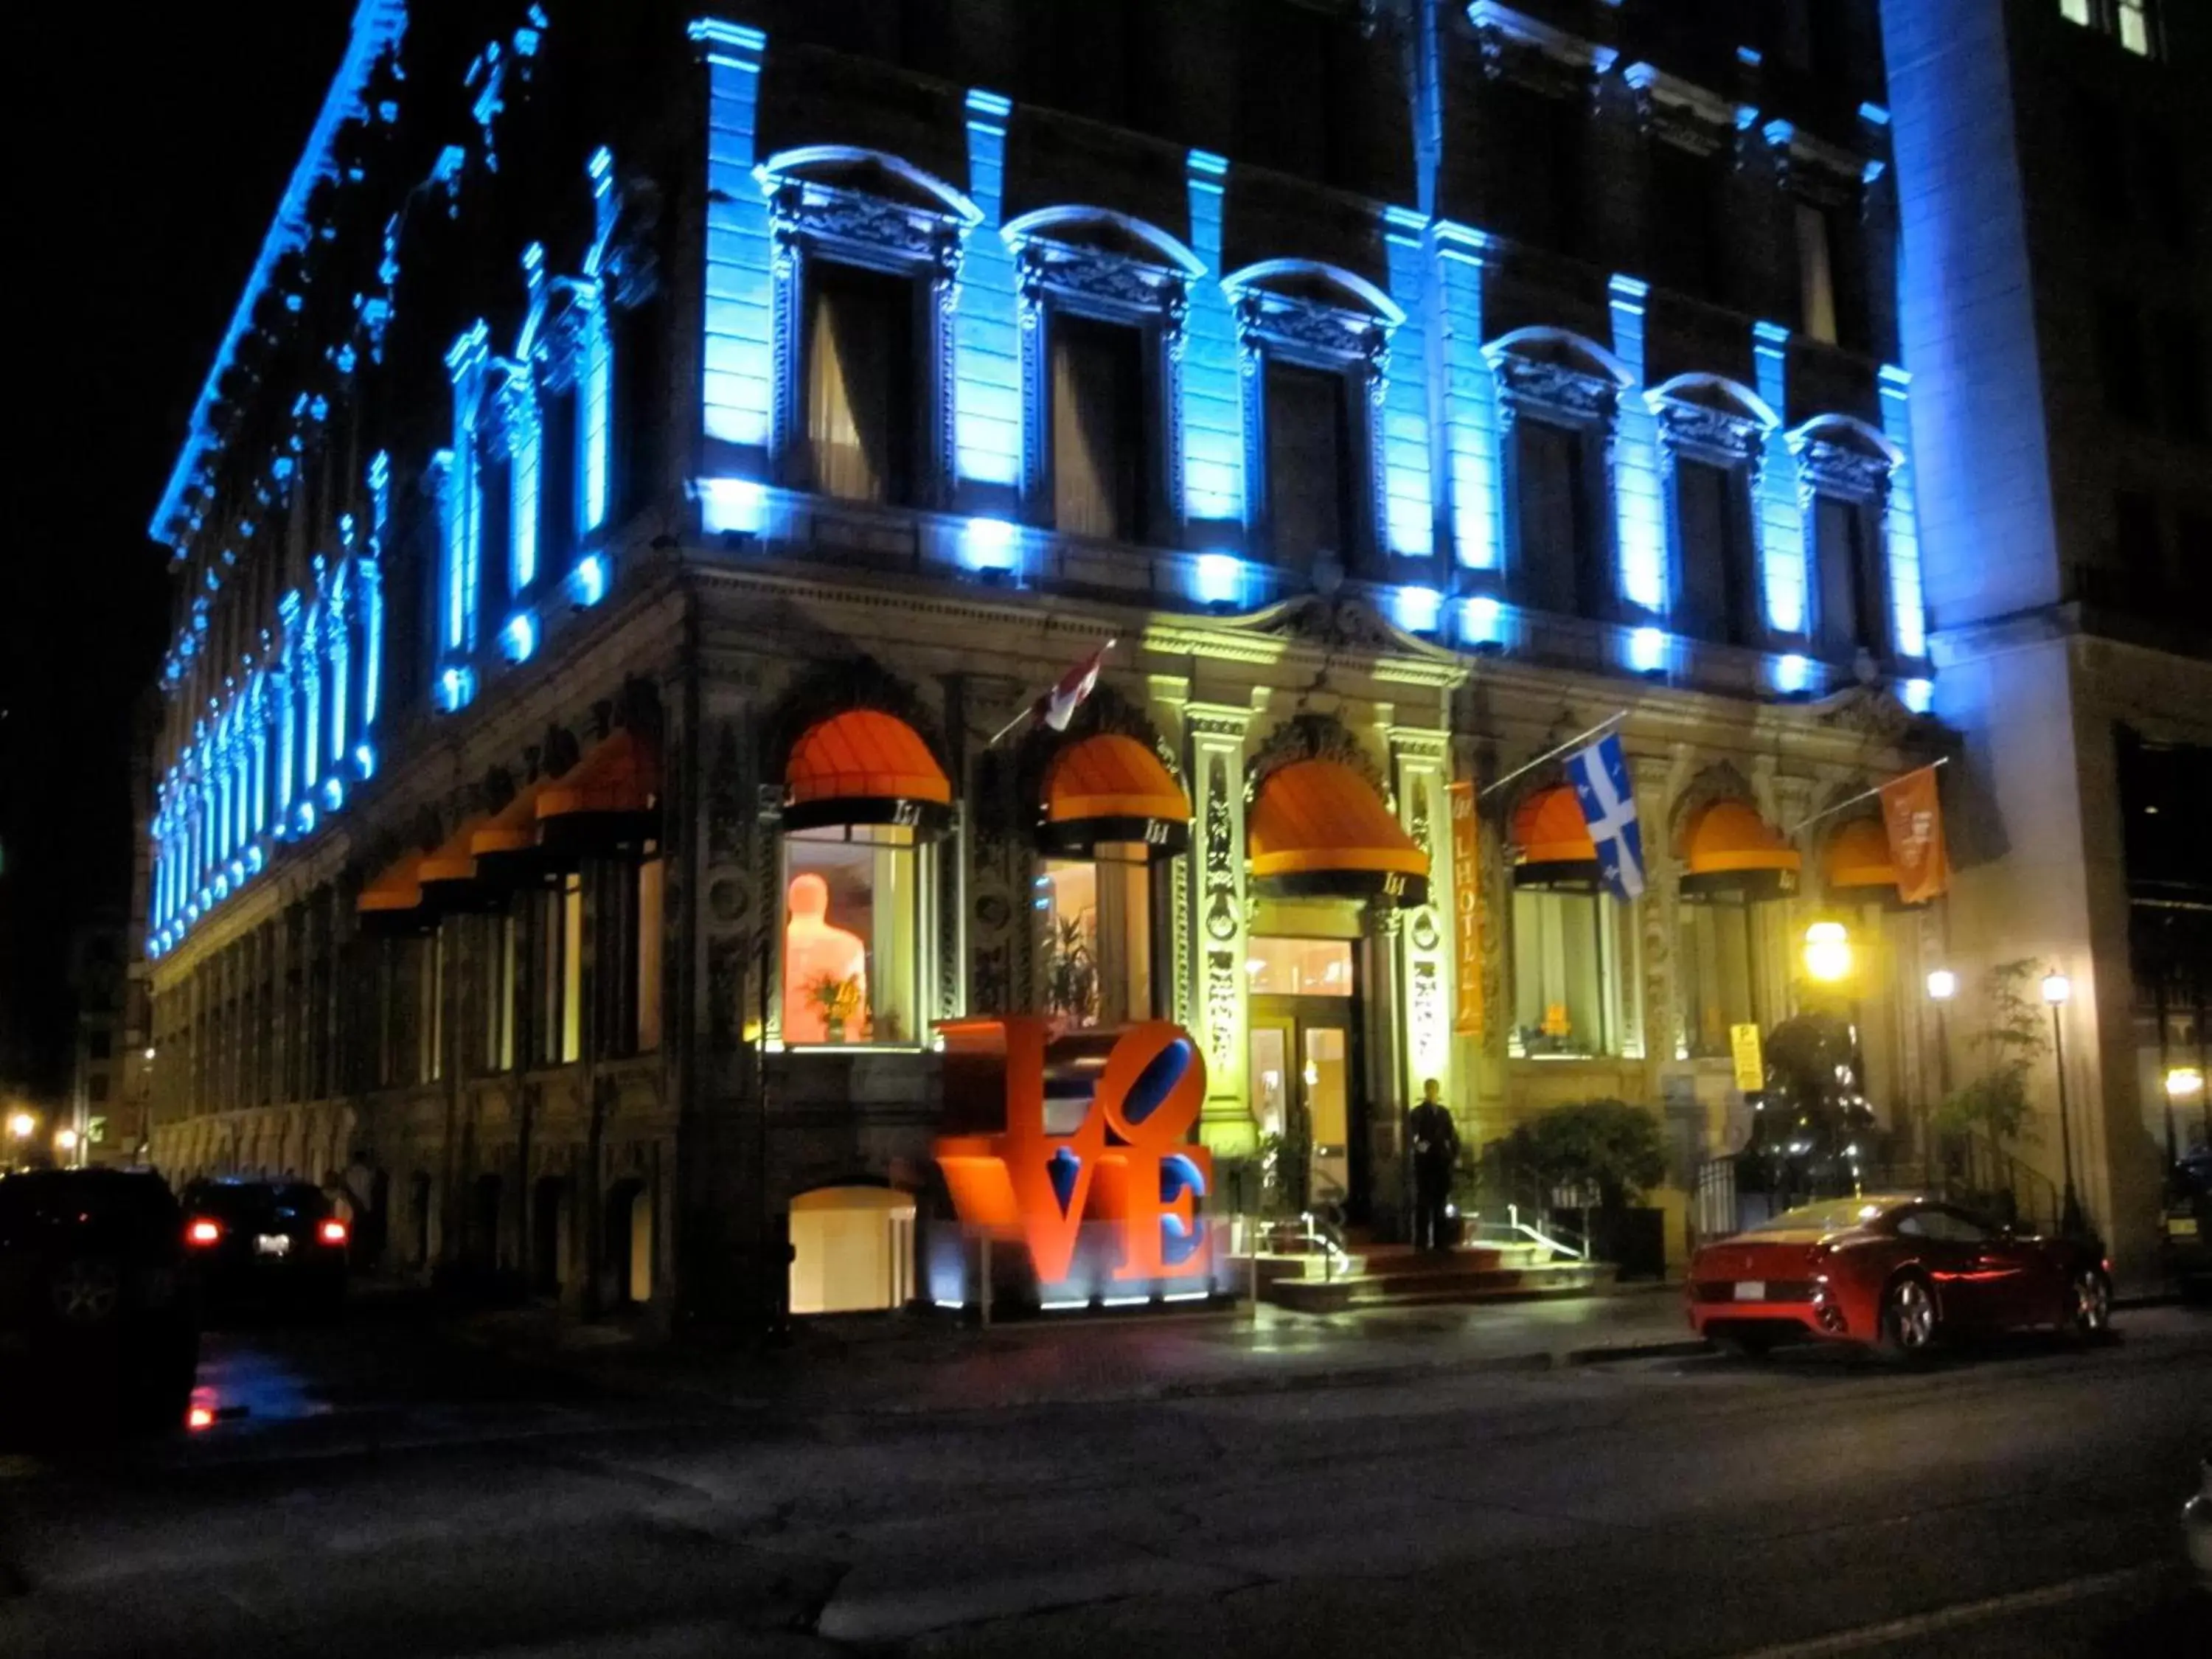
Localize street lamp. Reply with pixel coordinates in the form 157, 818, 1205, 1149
6, 1111, 32, 1142
1803, 922, 1853, 984
1924, 969, 1958, 1178
54, 1127, 79, 1166
2042, 970, 2084, 1237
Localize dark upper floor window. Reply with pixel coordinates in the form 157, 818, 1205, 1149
1265, 360, 1353, 567
1051, 313, 1155, 542
1649, 139, 1726, 303
538, 378, 579, 571
1673, 459, 1759, 647
1514, 419, 1607, 618
805, 262, 917, 505
87, 1029, 113, 1061
2114, 488, 2161, 567
1813, 495, 1889, 661
1488, 80, 1584, 259
2096, 296, 2154, 423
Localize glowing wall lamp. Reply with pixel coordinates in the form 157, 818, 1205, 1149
437, 665, 476, 714
1193, 552, 1245, 610
1628, 626, 1668, 675
1774, 653, 1811, 695
1461, 595, 1504, 647
1902, 678, 1935, 714
961, 516, 1020, 577
699, 476, 766, 537
1802, 920, 1853, 984
1392, 585, 1443, 636
568, 554, 608, 609
501, 612, 538, 664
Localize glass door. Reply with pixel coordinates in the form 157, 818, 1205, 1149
1250, 998, 1361, 1218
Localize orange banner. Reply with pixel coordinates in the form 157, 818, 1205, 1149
1449, 781, 1482, 1037
1878, 765, 1950, 905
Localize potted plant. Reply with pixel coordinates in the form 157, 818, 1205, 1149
1491, 1098, 1669, 1279
1040, 912, 1100, 1026
804, 973, 863, 1043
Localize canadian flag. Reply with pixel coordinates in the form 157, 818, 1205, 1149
1032, 639, 1112, 733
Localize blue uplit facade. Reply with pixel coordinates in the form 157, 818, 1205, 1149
140, 1, 1962, 1324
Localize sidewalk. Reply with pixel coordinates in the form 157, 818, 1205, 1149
463, 1284, 1705, 1416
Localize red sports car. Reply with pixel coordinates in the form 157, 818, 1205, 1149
1687, 1194, 2112, 1361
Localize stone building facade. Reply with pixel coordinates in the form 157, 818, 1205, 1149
139, 1, 1950, 1321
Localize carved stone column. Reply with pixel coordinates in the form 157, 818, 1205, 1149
1185, 701, 1254, 1150
1388, 726, 1454, 1113
1631, 749, 1681, 1067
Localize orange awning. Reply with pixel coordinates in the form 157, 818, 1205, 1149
355, 851, 426, 917
420, 815, 487, 887
471, 778, 547, 860
1248, 759, 1428, 904
1683, 800, 1801, 897
1044, 735, 1191, 828
1823, 817, 1899, 892
538, 727, 661, 824
1511, 785, 1598, 866
785, 710, 951, 831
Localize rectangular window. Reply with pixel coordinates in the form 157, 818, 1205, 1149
1795, 203, 1838, 346
417, 932, 445, 1085
1245, 936, 1355, 998
1815, 495, 1888, 660
636, 855, 664, 1052
783, 825, 921, 1046
89, 1074, 110, 1105
2116, 0, 2154, 56
539, 385, 579, 570
1674, 458, 1757, 647
1051, 314, 1150, 541
479, 446, 515, 616
2114, 489, 2162, 567
2096, 296, 2152, 422
484, 913, 515, 1074
560, 873, 583, 1065
1265, 360, 1353, 566
805, 262, 916, 504
1511, 886, 1631, 1058
1486, 81, 1583, 257
1037, 848, 1155, 1027
1514, 418, 1603, 616
1649, 139, 1725, 302
1680, 894, 1764, 1060
2077, 91, 2129, 227
88, 1029, 113, 1061
2059, 0, 2093, 24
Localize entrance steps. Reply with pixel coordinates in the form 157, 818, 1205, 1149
1253, 1242, 1604, 1314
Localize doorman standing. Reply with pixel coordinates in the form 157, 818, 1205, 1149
1408, 1079, 1461, 1252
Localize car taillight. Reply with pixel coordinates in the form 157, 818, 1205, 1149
187, 1405, 216, 1431
318, 1218, 349, 1246
187, 1220, 222, 1246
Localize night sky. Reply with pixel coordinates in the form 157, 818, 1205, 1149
1, 3, 354, 1092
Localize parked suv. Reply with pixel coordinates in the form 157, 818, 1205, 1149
0, 1167, 201, 1434
181, 1178, 350, 1315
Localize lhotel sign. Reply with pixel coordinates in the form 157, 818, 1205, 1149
1449, 781, 1482, 1037
936, 1019, 1214, 1289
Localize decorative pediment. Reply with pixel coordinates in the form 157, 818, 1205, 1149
766, 177, 959, 267
1257, 593, 1410, 656
1484, 328, 1633, 424
1814, 684, 1919, 743
1246, 709, 1393, 807
1789, 416, 1900, 503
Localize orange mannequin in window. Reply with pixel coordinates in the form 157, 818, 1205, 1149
783, 872, 869, 1043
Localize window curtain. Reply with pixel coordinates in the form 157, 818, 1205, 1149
1051, 315, 1144, 540
1267, 361, 1350, 566
807, 271, 900, 504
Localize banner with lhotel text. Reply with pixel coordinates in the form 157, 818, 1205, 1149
1449, 780, 1482, 1037
1878, 765, 1950, 905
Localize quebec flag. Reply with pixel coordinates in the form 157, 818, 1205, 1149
1567, 733, 1646, 902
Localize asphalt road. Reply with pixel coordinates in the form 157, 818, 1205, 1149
2, 1304, 2207, 1658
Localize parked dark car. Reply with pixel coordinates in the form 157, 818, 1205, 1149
181, 1178, 350, 1314
0, 1167, 201, 1433
2165, 1151, 2211, 1299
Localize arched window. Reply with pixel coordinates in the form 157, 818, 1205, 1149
1790, 415, 1902, 666
1484, 329, 1635, 619
1005, 206, 1203, 543
1226, 261, 1404, 576
1649, 375, 1781, 649
759, 149, 980, 507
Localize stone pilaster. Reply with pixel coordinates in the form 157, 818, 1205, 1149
1184, 700, 1253, 1150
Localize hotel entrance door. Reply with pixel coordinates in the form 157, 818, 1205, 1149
1246, 936, 1366, 1221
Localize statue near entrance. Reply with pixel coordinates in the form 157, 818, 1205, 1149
782, 872, 868, 1043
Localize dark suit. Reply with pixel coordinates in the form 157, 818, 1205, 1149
1408, 1100, 1461, 1251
